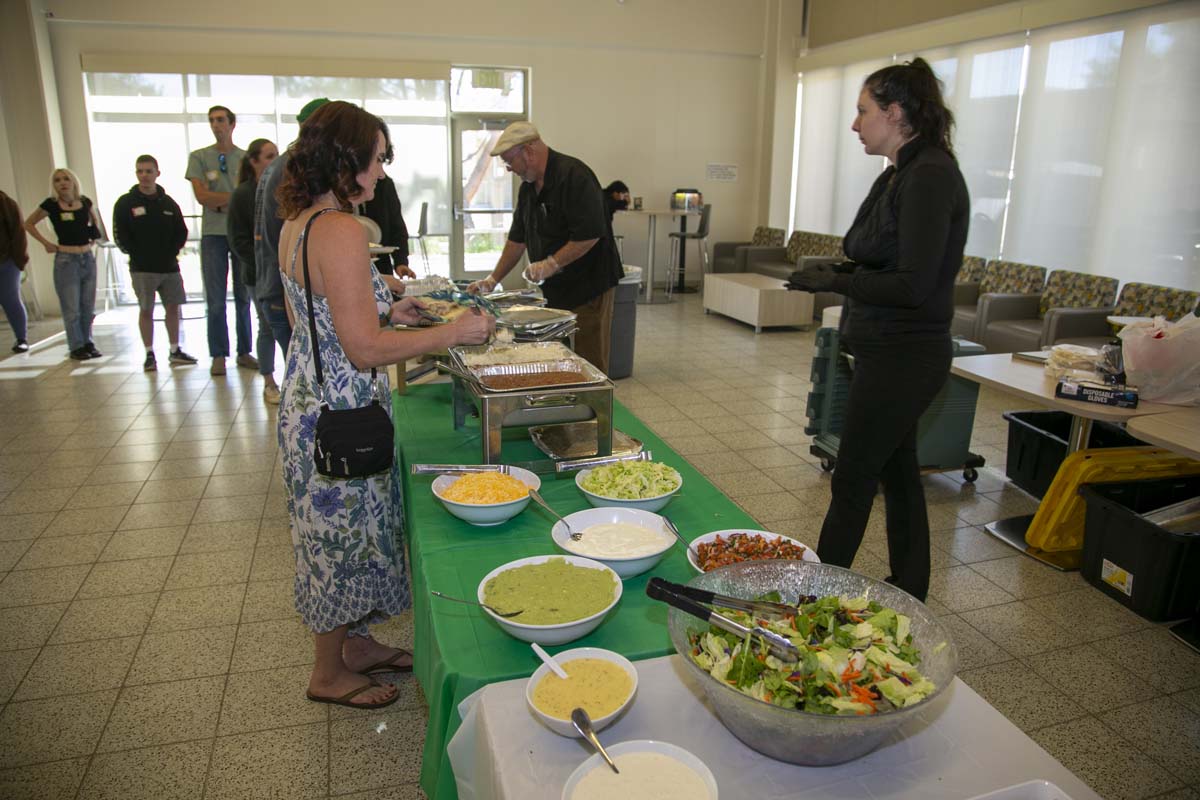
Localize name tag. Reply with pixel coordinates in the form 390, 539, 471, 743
131, 207, 147, 217
163, 210, 174, 216
60, 211, 75, 221
206, 170, 218, 181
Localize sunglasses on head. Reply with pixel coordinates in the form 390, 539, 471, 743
218, 153, 227, 173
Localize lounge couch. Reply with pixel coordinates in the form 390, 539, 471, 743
711, 225, 784, 274
952, 260, 1047, 341
1054, 282, 1200, 349
979, 268, 1119, 353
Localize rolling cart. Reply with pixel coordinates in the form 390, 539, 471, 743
805, 328, 987, 482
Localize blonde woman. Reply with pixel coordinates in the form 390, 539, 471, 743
24, 168, 108, 359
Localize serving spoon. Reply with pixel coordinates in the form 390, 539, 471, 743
429, 591, 523, 619
571, 707, 619, 774
528, 489, 580, 540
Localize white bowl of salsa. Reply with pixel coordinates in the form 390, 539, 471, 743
525, 647, 638, 737
687, 529, 820, 573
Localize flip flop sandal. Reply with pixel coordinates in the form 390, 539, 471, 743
306, 680, 399, 710
358, 649, 414, 675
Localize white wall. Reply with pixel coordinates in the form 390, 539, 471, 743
21, 0, 807, 292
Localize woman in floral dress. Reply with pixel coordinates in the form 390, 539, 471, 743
276, 101, 494, 709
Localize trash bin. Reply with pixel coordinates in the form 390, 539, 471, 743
1080, 475, 1200, 621
609, 267, 642, 379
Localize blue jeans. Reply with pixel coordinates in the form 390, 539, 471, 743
200, 234, 252, 358
263, 299, 292, 363
52, 251, 97, 351
252, 298, 277, 375
0, 259, 27, 341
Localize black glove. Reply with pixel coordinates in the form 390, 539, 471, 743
786, 261, 839, 292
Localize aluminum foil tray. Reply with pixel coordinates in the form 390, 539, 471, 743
497, 305, 576, 329
530, 422, 642, 460
468, 358, 608, 392
450, 342, 573, 368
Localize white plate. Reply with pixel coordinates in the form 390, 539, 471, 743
561, 739, 718, 800
966, 780, 1075, 800
687, 529, 820, 573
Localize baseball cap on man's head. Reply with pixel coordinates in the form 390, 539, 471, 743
297, 98, 331, 124
490, 121, 540, 156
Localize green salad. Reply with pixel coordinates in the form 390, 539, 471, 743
580, 462, 680, 499
689, 593, 939, 715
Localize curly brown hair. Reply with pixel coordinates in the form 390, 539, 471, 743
276, 101, 393, 219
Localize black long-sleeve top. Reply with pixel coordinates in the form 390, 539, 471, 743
227, 178, 257, 285
831, 138, 969, 341
112, 185, 187, 273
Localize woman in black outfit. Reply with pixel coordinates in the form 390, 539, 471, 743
788, 58, 968, 601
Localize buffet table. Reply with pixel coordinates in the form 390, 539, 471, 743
393, 383, 764, 800
447, 654, 1102, 800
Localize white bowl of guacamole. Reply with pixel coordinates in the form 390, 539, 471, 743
476, 555, 622, 645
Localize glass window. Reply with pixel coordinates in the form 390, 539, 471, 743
450, 67, 525, 113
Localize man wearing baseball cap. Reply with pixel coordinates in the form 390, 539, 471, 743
468, 121, 623, 373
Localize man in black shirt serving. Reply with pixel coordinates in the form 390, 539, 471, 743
468, 122, 622, 373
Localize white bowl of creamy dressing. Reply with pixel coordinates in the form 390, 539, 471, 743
525, 647, 638, 737
550, 507, 675, 578
562, 739, 718, 800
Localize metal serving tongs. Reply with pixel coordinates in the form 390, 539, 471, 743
411, 463, 512, 476
645, 577, 801, 664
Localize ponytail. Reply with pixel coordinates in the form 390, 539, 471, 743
863, 57, 955, 157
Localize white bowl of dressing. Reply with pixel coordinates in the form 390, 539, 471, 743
550, 507, 675, 579
525, 647, 638, 737
562, 739, 718, 800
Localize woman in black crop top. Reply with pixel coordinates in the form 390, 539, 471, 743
787, 59, 968, 602
24, 167, 108, 360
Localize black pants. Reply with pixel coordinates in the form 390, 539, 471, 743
815, 336, 953, 601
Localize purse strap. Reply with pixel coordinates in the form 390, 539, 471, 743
300, 208, 377, 393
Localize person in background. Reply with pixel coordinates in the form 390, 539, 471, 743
187, 104, 256, 377
254, 98, 331, 364
112, 155, 197, 371
229, 137, 283, 403
601, 180, 630, 227
787, 58, 968, 602
275, 101, 493, 710
467, 122, 623, 372
0, 189, 30, 353
23, 168, 107, 360
359, 175, 417, 279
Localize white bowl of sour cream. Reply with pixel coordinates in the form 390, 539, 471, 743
562, 739, 718, 800
550, 507, 675, 579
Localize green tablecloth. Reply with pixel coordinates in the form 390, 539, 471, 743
393, 383, 758, 800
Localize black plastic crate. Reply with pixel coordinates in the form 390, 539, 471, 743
1080, 476, 1200, 622
1002, 410, 1144, 499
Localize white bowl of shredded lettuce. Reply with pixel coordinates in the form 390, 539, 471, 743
575, 462, 682, 512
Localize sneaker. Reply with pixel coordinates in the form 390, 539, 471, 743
263, 384, 281, 405
143, 352, 157, 372
85, 342, 103, 358
11, 340, 29, 353
69, 347, 91, 361
210, 358, 226, 376
169, 348, 198, 366
236, 354, 260, 370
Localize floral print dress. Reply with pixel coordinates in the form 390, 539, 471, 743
278, 212, 410, 635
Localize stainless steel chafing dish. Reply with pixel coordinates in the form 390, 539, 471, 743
442, 344, 615, 465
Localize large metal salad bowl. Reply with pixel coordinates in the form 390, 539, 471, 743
666, 560, 958, 766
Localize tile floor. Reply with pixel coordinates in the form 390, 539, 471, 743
0, 295, 1196, 800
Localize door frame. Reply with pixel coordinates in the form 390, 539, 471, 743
449, 114, 526, 278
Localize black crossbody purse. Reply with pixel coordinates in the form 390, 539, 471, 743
300, 209, 394, 479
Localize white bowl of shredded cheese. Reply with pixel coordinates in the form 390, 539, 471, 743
562, 739, 718, 800
431, 467, 541, 526
550, 507, 675, 578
